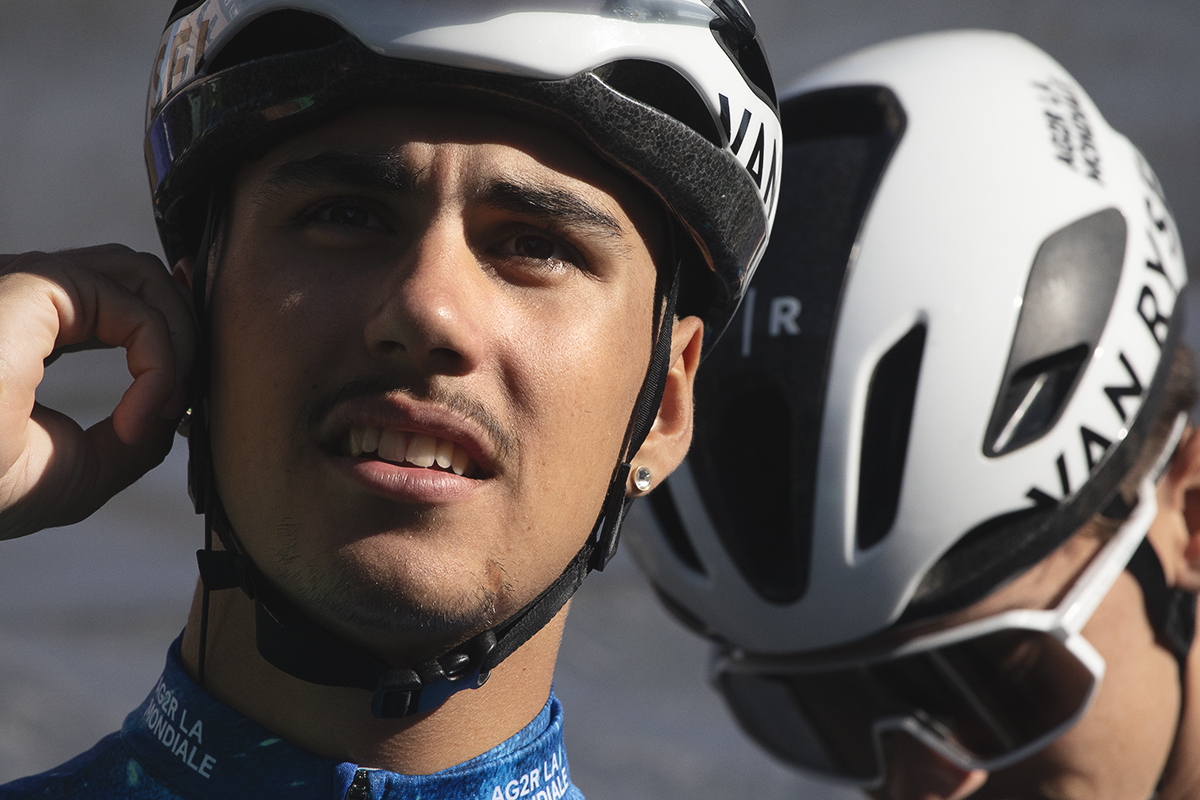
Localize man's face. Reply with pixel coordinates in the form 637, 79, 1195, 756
872, 511, 1182, 800
206, 104, 665, 662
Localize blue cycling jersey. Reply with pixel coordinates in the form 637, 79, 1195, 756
0, 639, 584, 800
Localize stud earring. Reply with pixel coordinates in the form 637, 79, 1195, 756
634, 466, 653, 492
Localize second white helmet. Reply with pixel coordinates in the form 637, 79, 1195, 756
629, 29, 1187, 653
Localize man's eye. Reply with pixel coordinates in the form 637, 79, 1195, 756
509, 234, 565, 261
313, 203, 384, 229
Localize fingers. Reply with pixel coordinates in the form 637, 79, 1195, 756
0, 245, 198, 538
71, 244, 196, 405
0, 265, 74, 472
2, 246, 196, 444
8, 405, 178, 535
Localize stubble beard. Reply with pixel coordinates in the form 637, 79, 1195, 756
268, 519, 508, 663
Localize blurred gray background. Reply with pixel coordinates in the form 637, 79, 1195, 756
1, 2, 1198, 798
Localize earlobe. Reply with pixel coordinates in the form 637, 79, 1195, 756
626, 315, 704, 496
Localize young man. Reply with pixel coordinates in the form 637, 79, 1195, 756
0, 2, 780, 797
629, 31, 1198, 799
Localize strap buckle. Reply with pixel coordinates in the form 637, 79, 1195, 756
371, 630, 497, 718
196, 549, 256, 598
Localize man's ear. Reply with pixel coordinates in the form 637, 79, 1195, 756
1150, 425, 1200, 592
626, 315, 704, 496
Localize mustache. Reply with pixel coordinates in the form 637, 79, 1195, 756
307, 376, 517, 462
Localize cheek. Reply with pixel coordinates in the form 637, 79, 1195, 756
210, 285, 304, 438
1027, 573, 1180, 793
507, 286, 651, 441
491, 279, 654, 546
205, 255, 359, 519
1082, 572, 1180, 738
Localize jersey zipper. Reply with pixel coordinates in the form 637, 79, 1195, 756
344, 767, 371, 800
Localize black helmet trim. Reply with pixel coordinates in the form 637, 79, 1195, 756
705, 0, 777, 109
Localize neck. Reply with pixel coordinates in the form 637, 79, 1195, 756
1158, 633, 1200, 799
178, 580, 566, 774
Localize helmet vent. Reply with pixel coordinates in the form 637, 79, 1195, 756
167, 1, 204, 28
205, 11, 351, 76
688, 84, 906, 604
984, 208, 1127, 457
987, 344, 1090, 455
600, 60, 723, 147
646, 482, 707, 576
856, 322, 927, 551
708, 7, 777, 107
694, 377, 804, 603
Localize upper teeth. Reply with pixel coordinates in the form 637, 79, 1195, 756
345, 427, 475, 477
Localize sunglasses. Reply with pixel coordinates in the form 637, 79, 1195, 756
713, 478, 1160, 787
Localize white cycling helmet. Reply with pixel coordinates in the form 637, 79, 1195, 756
628, 29, 1188, 654
146, 0, 781, 340
144, 0, 781, 719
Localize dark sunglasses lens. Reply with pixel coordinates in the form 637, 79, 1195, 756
878, 629, 1095, 758
717, 668, 890, 781
716, 630, 1095, 780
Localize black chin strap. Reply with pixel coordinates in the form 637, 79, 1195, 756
189, 209, 685, 717
1127, 537, 1196, 676
1126, 537, 1195, 798
188, 187, 219, 689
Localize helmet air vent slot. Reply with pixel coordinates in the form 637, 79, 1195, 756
983, 208, 1127, 457
599, 60, 724, 147
707, 3, 776, 107
987, 344, 1090, 455
856, 323, 927, 551
693, 377, 803, 603
205, 11, 351, 76
685, 85, 907, 603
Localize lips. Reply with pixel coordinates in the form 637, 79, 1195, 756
319, 391, 500, 489
342, 426, 476, 477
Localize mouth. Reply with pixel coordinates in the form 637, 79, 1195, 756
340, 426, 478, 478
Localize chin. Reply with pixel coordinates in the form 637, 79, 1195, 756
271, 544, 505, 659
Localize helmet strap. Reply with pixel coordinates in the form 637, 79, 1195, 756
188, 185, 220, 688
1127, 536, 1196, 675
592, 251, 682, 570
1126, 535, 1195, 796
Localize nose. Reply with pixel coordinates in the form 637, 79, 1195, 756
364, 219, 487, 376
872, 731, 989, 800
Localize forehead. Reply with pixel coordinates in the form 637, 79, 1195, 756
234, 103, 663, 235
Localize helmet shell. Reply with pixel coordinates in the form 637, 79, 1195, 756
145, 0, 781, 340
628, 30, 1187, 652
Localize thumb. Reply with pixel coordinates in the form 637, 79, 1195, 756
8, 405, 178, 534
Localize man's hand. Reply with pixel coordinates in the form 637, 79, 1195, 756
0, 244, 196, 539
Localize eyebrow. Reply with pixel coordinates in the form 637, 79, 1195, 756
477, 180, 625, 238
256, 150, 627, 239
257, 151, 420, 198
